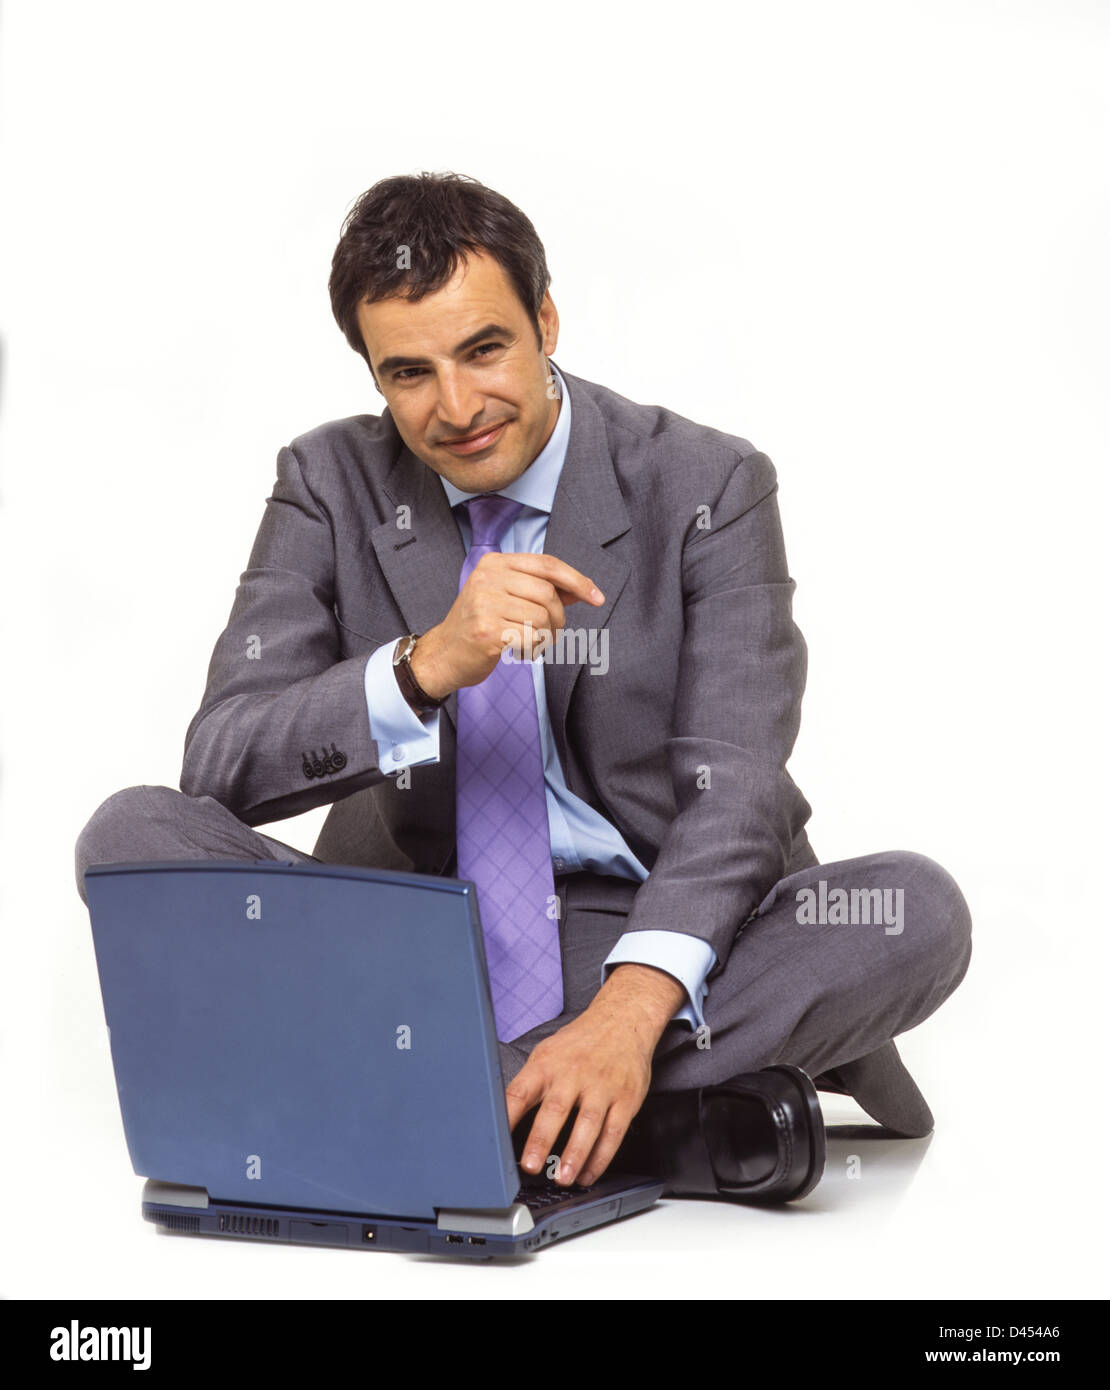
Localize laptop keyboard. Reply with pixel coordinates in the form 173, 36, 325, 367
515, 1179, 596, 1212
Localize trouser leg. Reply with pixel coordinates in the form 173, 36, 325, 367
73, 783, 318, 906
498, 849, 971, 1104
648, 849, 972, 1093
75, 803, 971, 1133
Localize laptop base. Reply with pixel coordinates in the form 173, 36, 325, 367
142, 1176, 665, 1259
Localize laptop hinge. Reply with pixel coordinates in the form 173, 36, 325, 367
435, 1204, 533, 1236
143, 1178, 210, 1209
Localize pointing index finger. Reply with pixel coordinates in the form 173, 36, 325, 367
507, 553, 604, 606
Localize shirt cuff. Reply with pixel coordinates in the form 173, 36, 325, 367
364, 638, 441, 771
601, 931, 717, 1030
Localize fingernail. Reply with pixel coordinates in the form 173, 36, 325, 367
591, 587, 603, 602
560, 1162, 574, 1182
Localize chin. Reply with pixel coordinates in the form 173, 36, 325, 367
444, 452, 526, 488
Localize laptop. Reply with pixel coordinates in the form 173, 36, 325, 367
84, 858, 664, 1257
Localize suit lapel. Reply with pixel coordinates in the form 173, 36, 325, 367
370, 435, 466, 728
367, 365, 632, 761
540, 366, 631, 773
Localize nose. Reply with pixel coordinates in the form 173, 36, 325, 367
434, 366, 486, 440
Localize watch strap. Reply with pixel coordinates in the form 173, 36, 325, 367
392, 634, 446, 712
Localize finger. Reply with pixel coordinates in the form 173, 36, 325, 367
497, 606, 564, 661
552, 586, 590, 611
504, 1067, 546, 1135
518, 1092, 577, 1176
549, 1096, 608, 1186
499, 568, 565, 610
498, 574, 567, 634
497, 553, 604, 606
495, 615, 558, 664
576, 1103, 638, 1188
527, 624, 559, 662
495, 599, 558, 639
509, 1105, 540, 1161
516, 621, 558, 663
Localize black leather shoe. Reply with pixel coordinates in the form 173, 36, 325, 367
615, 1064, 826, 1203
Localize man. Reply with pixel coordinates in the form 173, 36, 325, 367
75, 172, 972, 1204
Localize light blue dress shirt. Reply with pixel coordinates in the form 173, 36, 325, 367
361, 362, 717, 1029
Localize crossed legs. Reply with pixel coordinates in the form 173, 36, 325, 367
75, 784, 972, 1134
74, 784, 321, 907
499, 850, 972, 1136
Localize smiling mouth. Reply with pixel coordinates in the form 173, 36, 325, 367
439, 421, 507, 454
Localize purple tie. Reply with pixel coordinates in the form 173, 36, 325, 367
455, 494, 563, 1043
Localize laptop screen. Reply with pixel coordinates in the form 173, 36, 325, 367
85, 859, 520, 1218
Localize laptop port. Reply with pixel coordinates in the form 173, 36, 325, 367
445, 1234, 464, 1244
467, 1236, 486, 1245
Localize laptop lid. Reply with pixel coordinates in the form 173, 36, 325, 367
85, 859, 521, 1219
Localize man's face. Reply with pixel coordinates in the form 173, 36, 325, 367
356, 250, 561, 495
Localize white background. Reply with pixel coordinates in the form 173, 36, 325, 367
1, 0, 1107, 1301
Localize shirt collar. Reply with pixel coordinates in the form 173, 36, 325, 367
437, 360, 570, 517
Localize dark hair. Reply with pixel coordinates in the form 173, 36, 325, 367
329, 171, 551, 379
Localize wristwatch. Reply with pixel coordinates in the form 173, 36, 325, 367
392, 633, 447, 713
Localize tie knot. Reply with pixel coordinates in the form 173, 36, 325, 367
463, 494, 524, 550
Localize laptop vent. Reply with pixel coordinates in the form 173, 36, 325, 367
159, 1213, 201, 1233
219, 1213, 280, 1238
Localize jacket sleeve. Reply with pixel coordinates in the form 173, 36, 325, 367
618, 450, 812, 968
180, 439, 394, 826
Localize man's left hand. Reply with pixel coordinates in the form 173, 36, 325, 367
504, 962, 686, 1187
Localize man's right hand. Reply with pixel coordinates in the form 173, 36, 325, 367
410, 553, 605, 700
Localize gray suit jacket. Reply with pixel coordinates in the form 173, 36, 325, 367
181, 361, 815, 969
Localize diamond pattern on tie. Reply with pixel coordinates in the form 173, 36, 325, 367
455, 494, 563, 1043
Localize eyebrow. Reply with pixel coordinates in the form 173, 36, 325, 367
375, 323, 515, 377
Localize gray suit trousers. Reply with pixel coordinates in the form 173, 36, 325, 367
74, 784, 972, 1138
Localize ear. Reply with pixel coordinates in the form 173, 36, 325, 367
537, 290, 559, 356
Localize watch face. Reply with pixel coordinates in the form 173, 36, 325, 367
393, 635, 415, 666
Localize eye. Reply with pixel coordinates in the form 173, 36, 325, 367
392, 343, 502, 383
